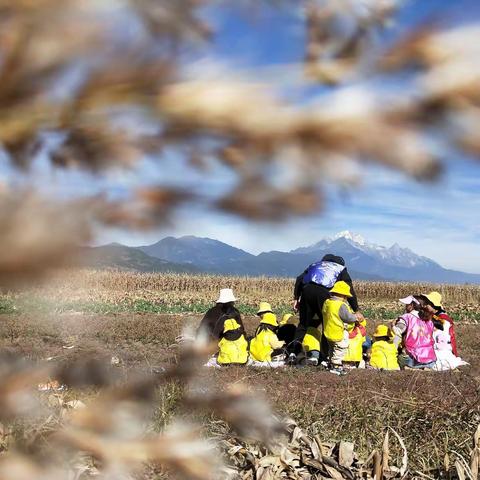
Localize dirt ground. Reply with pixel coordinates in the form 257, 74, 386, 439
1, 312, 479, 373
2, 313, 479, 402
1, 312, 479, 472
1, 312, 480, 382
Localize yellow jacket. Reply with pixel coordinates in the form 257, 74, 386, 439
250, 327, 284, 362
323, 298, 355, 342
370, 340, 399, 370
302, 326, 321, 353
217, 318, 249, 365
217, 335, 249, 364
343, 320, 367, 362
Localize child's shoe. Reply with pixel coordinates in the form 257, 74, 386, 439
329, 366, 347, 376
305, 350, 320, 367
287, 353, 297, 365
305, 357, 318, 366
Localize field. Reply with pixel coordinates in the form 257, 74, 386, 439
1, 270, 480, 478
2, 270, 480, 322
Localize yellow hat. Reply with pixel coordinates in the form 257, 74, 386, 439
421, 291, 443, 309
223, 318, 241, 332
260, 312, 278, 327
373, 324, 391, 338
257, 302, 273, 315
279, 313, 293, 326
330, 281, 352, 298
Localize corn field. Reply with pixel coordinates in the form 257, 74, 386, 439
6, 269, 478, 320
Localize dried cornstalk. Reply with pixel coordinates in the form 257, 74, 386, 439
382, 430, 390, 477
471, 425, 480, 480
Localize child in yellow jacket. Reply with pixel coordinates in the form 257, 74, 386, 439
250, 302, 285, 362
217, 318, 249, 365
323, 281, 360, 375
343, 318, 367, 366
369, 324, 400, 370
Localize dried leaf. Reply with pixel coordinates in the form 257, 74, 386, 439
324, 464, 345, 480
456, 460, 466, 480
339, 441, 355, 468
444, 452, 450, 474
280, 447, 301, 469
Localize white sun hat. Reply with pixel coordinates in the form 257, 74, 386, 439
216, 288, 237, 303
399, 295, 419, 305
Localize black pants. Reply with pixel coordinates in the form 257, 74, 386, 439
289, 283, 330, 356
277, 324, 297, 346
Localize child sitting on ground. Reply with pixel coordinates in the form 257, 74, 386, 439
343, 318, 367, 368
250, 302, 285, 362
432, 314, 468, 371
323, 281, 361, 375
302, 325, 322, 366
369, 324, 400, 370
217, 318, 249, 366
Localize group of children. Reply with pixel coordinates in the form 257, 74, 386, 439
208, 283, 467, 374
214, 302, 292, 367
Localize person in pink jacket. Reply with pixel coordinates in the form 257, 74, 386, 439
392, 295, 436, 369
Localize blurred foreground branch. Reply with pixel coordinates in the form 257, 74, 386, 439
0, 1, 479, 283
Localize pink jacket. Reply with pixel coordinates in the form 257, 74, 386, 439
402, 313, 436, 364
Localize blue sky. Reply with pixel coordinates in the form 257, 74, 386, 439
3, 1, 480, 273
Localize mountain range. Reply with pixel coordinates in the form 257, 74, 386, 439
79, 244, 200, 274
79, 231, 480, 284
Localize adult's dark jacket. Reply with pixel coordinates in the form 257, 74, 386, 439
293, 255, 359, 312
196, 303, 244, 341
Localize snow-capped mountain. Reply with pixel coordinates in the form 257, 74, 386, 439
325, 231, 440, 269
88, 233, 480, 283
333, 230, 368, 246
289, 230, 477, 282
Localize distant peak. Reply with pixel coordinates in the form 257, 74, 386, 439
180, 235, 216, 243
334, 230, 366, 246
389, 242, 413, 253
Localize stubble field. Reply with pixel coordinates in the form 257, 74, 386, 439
1, 270, 479, 477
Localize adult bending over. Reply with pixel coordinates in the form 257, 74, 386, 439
290, 254, 359, 365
